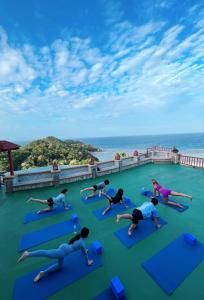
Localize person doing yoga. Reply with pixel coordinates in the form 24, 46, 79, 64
17, 227, 93, 283
27, 188, 69, 213
152, 179, 192, 209
101, 188, 128, 215
80, 179, 110, 200
116, 197, 160, 236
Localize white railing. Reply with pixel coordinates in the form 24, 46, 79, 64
179, 155, 204, 168
4, 146, 204, 192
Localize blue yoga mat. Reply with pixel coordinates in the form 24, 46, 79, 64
93, 287, 127, 300
24, 205, 73, 224
81, 188, 115, 204
19, 220, 81, 252
92, 200, 135, 221
13, 246, 103, 300
114, 218, 167, 248
142, 235, 204, 295
141, 190, 189, 212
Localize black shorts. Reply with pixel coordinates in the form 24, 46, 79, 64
47, 198, 54, 207
110, 196, 120, 204
132, 209, 143, 224
93, 185, 97, 191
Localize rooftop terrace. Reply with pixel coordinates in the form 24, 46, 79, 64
1, 162, 204, 300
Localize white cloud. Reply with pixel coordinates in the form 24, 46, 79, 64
0, 14, 204, 128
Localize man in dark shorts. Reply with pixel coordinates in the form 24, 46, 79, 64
116, 197, 160, 236
80, 179, 110, 200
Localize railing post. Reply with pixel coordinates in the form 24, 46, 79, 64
88, 164, 97, 178
51, 169, 61, 186
172, 152, 180, 164
4, 175, 15, 193
114, 153, 122, 171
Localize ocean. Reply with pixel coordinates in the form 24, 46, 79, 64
80, 133, 204, 161
16, 132, 204, 162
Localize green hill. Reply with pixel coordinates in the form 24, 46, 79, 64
0, 136, 100, 172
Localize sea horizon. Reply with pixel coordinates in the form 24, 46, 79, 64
15, 132, 204, 161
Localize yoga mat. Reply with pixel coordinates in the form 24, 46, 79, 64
92, 200, 135, 221
13, 246, 103, 300
19, 220, 81, 252
93, 287, 127, 300
141, 190, 189, 212
142, 235, 204, 295
114, 218, 167, 248
81, 188, 115, 204
24, 204, 72, 224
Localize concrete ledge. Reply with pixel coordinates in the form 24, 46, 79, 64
153, 159, 172, 164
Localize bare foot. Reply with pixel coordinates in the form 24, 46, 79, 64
189, 196, 192, 201
37, 210, 42, 214
17, 251, 29, 264
26, 197, 32, 203
116, 215, 120, 224
128, 229, 132, 236
178, 203, 184, 209
85, 196, 88, 201
87, 259, 94, 266
34, 271, 45, 283
102, 211, 106, 216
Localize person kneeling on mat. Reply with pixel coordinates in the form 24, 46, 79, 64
80, 179, 110, 200
152, 179, 192, 209
26, 188, 69, 214
116, 197, 160, 236
102, 188, 128, 215
17, 227, 93, 283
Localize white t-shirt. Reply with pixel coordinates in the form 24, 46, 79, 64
53, 193, 66, 205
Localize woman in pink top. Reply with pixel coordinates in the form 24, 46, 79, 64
152, 179, 192, 208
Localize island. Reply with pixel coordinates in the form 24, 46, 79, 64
0, 136, 100, 172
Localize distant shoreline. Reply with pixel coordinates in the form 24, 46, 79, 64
15, 132, 204, 161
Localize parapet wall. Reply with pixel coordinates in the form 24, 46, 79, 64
4, 147, 204, 192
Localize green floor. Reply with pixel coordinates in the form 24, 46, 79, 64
1, 164, 204, 300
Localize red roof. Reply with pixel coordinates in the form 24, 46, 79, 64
0, 141, 20, 151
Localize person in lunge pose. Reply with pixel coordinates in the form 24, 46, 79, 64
17, 227, 93, 282
152, 179, 192, 208
116, 197, 160, 236
27, 188, 69, 213
80, 179, 110, 200
101, 188, 128, 215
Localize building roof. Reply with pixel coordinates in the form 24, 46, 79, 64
0, 141, 20, 151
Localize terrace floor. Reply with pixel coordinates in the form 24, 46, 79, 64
1, 163, 204, 300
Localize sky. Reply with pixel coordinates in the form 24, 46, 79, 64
0, 0, 204, 140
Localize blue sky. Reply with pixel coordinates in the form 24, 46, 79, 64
0, 0, 204, 140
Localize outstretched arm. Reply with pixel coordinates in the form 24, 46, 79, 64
62, 200, 69, 210
80, 240, 93, 265
152, 216, 161, 228
120, 198, 128, 208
